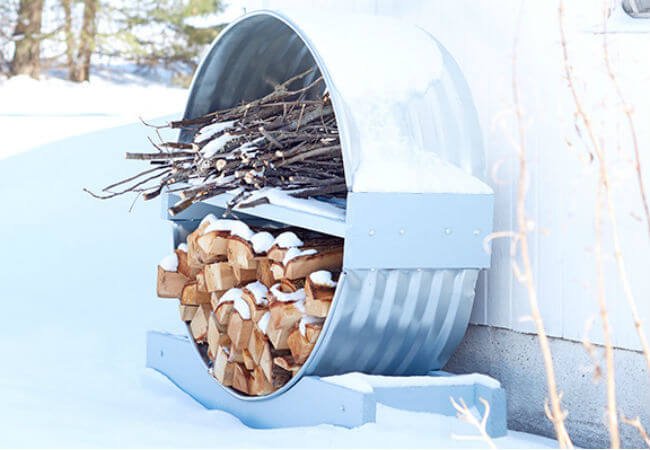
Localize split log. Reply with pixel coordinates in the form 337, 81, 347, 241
196, 230, 229, 263
270, 262, 284, 281
227, 236, 257, 270
266, 245, 289, 263
214, 301, 234, 330
181, 282, 211, 306
204, 262, 236, 292
186, 231, 205, 270
266, 320, 296, 350
176, 248, 199, 278
233, 265, 257, 285
231, 363, 250, 394
304, 322, 323, 344
260, 342, 273, 382
247, 328, 269, 365
196, 269, 209, 293
190, 304, 211, 342
249, 365, 274, 396
281, 278, 305, 292
210, 291, 226, 312
212, 346, 234, 386
179, 304, 198, 322
269, 301, 304, 329
156, 265, 189, 298
228, 348, 245, 364
287, 323, 322, 364
273, 355, 301, 376
242, 349, 256, 370
241, 286, 269, 322
256, 257, 275, 288
284, 247, 343, 280
305, 275, 336, 300
287, 330, 314, 365
271, 364, 293, 388
304, 297, 331, 318
227, 311, 253, 351
207, 314, 230, 360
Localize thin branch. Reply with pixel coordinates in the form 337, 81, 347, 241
559, 1, 621, 446
513, 2, 573, 446
450, 397, 498, 450
622, 415, 650, 447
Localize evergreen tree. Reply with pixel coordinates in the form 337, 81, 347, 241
102, 0, 224, 82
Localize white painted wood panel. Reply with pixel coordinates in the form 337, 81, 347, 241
242, 0, 650, 352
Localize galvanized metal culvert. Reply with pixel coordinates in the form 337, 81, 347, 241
170, 10, 494, 400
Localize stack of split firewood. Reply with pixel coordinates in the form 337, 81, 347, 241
156, 213, 342, 395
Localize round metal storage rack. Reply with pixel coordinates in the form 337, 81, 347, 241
166, 10, 494, 401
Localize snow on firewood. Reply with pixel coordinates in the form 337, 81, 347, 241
233, 296, 252, 320
177, 242, 188, 252
250, 231, 274, 254
309, 270, 337, 287
194, 120, 235, 143
282, 247, 318, 265
218, 288, 243, 305
299, 315, 324, 337
200, 133, 238, 158
199, 213, 218, 229
159, 252, 179, 271
273, 231, 303, 249
203, 219, 240, 235
270, 283, 306, 302
258, 311, 271, 335
245, 281, 269, 306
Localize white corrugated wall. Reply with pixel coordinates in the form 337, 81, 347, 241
241, 0, 650, 352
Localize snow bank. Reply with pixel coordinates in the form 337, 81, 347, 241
0, 74, 186, 160
0, 93, 553, 450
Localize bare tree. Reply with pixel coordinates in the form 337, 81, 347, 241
62, 0, 98, 82
11, 0, 44, 78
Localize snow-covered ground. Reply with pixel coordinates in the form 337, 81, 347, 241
0, 73, 187, 160
0, 76, 556, 448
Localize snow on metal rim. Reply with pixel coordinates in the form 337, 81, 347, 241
182, 10, 490, 195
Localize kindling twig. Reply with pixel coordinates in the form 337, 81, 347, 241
86, 69, 346, 215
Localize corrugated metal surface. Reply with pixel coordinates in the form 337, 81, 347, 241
304, 268, 479, 376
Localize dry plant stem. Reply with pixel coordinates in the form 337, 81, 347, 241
559, 1, 621, 446
450, 397, 497, 450
622, 415, 650, 447
601, 17, 650, 241
512, 4, 573, 447
600, 5, 650, 375
595, 184, 620, 448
